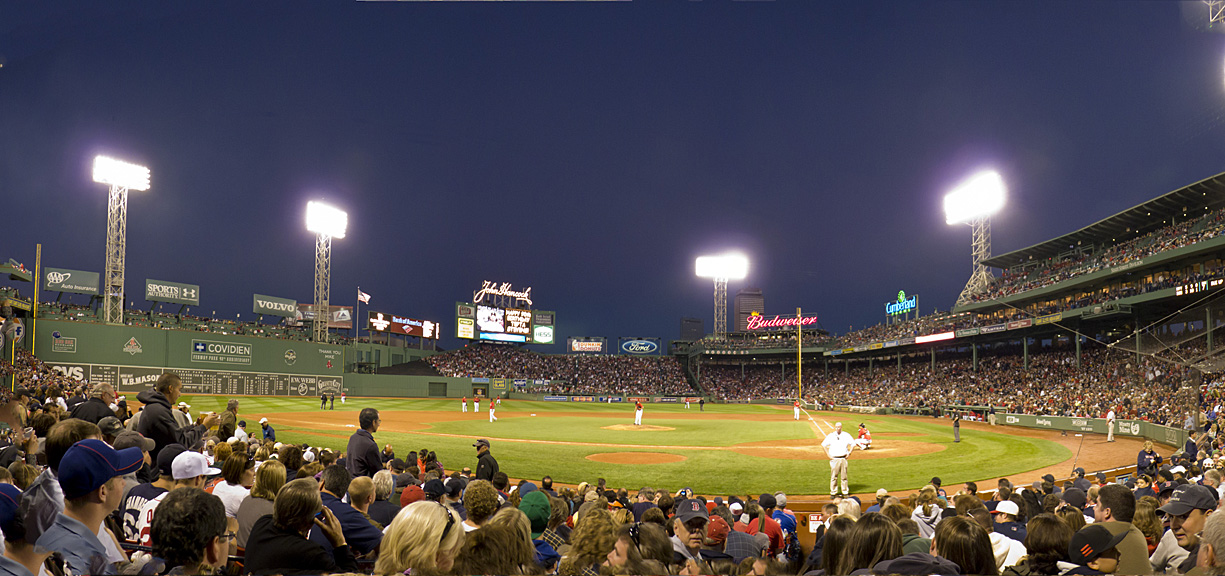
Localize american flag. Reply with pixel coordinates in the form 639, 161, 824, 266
357, 289, 371, 304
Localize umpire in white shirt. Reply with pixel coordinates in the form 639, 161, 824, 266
821, 422, 856, 497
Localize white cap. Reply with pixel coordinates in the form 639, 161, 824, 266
172, 451, 220, 480
303, 450, 316, 462
729, 502, 743, 513
178, 402, 189, 407
259, 417, 268, 424
992, 500, 1020, 516
1171, 465, 1187, 474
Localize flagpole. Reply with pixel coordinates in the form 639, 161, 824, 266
356, 287, 361, 348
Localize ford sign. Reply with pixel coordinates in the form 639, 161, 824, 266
621, 340, 659, 355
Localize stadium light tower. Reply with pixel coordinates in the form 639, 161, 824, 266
305, 201, 347, 343
93, 155, 151, 325
945, 170, 1006, 307
695, 253, 749, 338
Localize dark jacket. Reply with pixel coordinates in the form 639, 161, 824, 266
69, 397, 113, 424
864, 552, 960, 576
133, 390, 208, 459
476, 450, 499, 482
346, 429, 382, 478
243, 515, 358, 576
218, 409, 237, 440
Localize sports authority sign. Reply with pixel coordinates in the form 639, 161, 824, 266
145, 279, 200, 306
43, 268, 100, 295
253, 294, 297, 317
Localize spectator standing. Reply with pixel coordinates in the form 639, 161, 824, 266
69, 383, 116, 424
474, 438, 498, 482
217, 399, 238, 441
232, 420, 249, 443
135, 373, 218, 459
345, 408, 382, 478
821, 422, 855, 497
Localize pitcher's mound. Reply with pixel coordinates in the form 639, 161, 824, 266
587, 452, 687, 464
602, 424, 675, 431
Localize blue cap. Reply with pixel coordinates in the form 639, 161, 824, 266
58, 439, 143, 500
0, 483, 20, 526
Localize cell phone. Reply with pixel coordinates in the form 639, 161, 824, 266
315, 510, 327, 522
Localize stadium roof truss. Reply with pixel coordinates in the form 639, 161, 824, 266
983, 171, 1225, 270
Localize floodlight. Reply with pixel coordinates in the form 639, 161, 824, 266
93, 156, 150, 191
306, 201, 348, 238
943, 171, 1006, 225
695, 253, 749, 280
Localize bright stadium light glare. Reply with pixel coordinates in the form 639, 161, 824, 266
305, 201, 348, 238
92, 155, 150, 191
943, 171, 1006, 225
695, 253, 749, 280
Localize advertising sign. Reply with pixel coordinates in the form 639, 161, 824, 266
568, 338, 605, 353
619, 338, 661, 355
253, 294, 298, 318
885, 291, 917, 316
44, 268, 99, 295
367, 311, 440, 339
745, 314, 819, 331
295, 304, 353, 329
145, 279, 200, 306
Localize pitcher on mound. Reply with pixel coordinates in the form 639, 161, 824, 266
634, 401, 643, 426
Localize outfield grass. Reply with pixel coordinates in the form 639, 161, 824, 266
182, 396, 1071, 496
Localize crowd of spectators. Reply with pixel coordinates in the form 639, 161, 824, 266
428, 344, 695, 396
970, 207, 1225, 303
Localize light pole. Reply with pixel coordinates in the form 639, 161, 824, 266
695, 253, 749, 338
93, 155, 150, 325
945, 171, 1006, 307
305, 201, 347, 343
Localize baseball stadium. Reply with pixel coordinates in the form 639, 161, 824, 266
3, 167, 1225, 565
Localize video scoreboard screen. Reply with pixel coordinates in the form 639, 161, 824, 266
458, 302, 554, 344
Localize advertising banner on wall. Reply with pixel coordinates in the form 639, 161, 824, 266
568, 337, 605, 353
145, 279, 200, 306
367, 311, 440, 339
43, 268, 99, 295
295, 304, 353, 329
253, 294, 298, 318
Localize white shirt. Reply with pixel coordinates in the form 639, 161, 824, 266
822, 431, 855, 458
232, 427, 249, 443
1107, 409, 1115, 422
212, 480, 251, 518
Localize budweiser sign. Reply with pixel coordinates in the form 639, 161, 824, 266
745, 314, 819, 330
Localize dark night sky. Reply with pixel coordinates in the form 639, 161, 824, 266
2, 1, 1225, 352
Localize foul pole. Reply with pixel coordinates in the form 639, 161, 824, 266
797, 307, 802, 401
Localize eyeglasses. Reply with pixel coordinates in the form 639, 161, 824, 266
439, 502, 455, 542
628, 522, 643, 554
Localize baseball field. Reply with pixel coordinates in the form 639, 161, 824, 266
178, 395, 1148, 497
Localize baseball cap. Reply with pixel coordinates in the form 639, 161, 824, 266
876, 488, 889, 498
237, 420, 246, 427
774, 492, 788, 508
758, 493, 777, 510
1069, 524, 1127, 564
992, 500, 1020, 516
1061, 488, 1087, 510
423, 479, 447, 500
930, 477, 942, 486
520, 481, 538, 496
156, 444, 188, 476
171, 451, 220, 480
177, 402, 190, 409
704, 515, 730, 546
519, 490, 551, 538
58, 439, 144, 499
445, 477, 464, 499
113, 431, 154, 453
389, 458, 406, 471
98, 417, 124, 438
259, 418, 268, 424
400, 485, 426, 507
729, 501, 744, 513
673, 499, 709, 523
0, 483, 21, 527
473, 439, 490, 448
1042, 474, 1056, 484
1158, 484, 1218, 516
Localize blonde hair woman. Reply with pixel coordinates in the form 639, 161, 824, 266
375, 500, 465, 575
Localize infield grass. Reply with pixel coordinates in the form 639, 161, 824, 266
181, 396, 1070, 496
